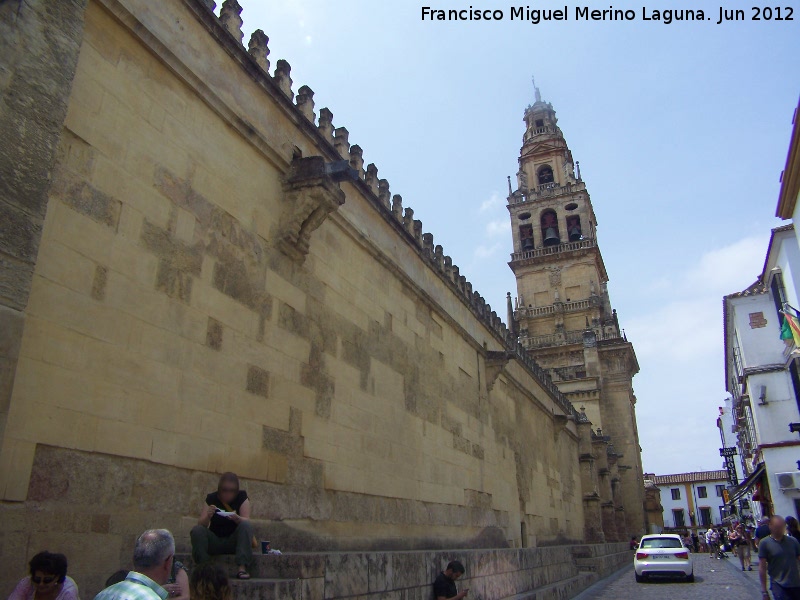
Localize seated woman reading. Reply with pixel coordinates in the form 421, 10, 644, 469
190, 472, 255, 579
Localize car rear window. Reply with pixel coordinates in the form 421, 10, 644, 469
640, 538, 683, 549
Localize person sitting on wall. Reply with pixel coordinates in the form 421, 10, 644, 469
190, 472, 255, 580
433, 561, 468, 600
8, 551, 79, 600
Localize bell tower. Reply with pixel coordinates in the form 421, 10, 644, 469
506, 81, 646, 537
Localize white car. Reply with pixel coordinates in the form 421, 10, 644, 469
634, 533, 694, 582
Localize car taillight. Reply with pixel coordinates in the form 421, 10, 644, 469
636, 552, 648, 560
675, 552, 689, 560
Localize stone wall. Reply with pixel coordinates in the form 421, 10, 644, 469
197, 543, 630, 600
0, 0, 597, 594
0, 0, 87, 459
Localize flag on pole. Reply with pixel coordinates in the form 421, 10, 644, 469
782, 315, 794, 341
781, 309, 800, 346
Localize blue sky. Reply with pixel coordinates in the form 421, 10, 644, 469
233, 1, 799, 475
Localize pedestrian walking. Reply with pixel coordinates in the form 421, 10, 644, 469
706, 527, 719, 559
759, 515, 800, 600
731, 523, 753, 571
787, 516, 800, 543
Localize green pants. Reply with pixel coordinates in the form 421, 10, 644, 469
190, 522, 254, 569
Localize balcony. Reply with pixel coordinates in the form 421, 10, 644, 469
515, 298, 597, 319
522, 125, 556, 142
508, 181, 586, 205
519, 328, 624, 349
510, 238, 597, 262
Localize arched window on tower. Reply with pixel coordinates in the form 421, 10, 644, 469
541, 210, 560, 246
566, 215, 582, 241
519, 224, 534, 251
537, 165, 554, 185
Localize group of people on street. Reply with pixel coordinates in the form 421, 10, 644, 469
7, 473, 254, 600
661, 515, 800, 599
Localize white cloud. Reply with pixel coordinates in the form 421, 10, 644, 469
681, 235, 766, 294
479, 191, 504, 213
474, 242, 501, 259
628, 234, 768, 363
631, 232, 772, 473
486, 218, 509, 238
471, 191, 509, 262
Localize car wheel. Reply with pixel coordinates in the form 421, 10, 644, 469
635, 574, 646, 583
686, 573, 694, 583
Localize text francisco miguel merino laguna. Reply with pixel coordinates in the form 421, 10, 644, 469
421, 5, 795, 25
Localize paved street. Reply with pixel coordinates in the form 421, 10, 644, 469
575, 553, 765, 600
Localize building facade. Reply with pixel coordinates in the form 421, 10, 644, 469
505, 86, 646, 538
724, 225, 800, 520
649, 471, 728, 530
0, 0, 638, 594
717, 399, 760, 525
643, 476, 665, 534
775, 96, 800, 245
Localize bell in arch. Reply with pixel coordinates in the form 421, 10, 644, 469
568, 225, 582, 241
543, 227, 560, 246
521, 237, 534, 251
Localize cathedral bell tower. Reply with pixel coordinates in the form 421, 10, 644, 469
506, 81, 646, 537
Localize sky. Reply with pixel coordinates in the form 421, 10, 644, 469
230, 0, 799, 475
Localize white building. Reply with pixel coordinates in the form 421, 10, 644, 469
723, 225, 800, 520
717, 399, 759, 524
649, 471, 728, 531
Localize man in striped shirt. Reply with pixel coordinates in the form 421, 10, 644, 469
94, 530, 174, 600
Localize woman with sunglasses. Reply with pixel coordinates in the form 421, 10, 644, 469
8, 551, 79, 600
190, 472, 255, 580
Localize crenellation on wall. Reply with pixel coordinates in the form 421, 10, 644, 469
377, 178, 391, 210
296, 84, 316, 123
333, 126, 350, 159
247, 29, 269, 72
412, 219, 423, 245
218, 0, 243, 43
365, 162, 379, 195
318, 107, 335, 142
349, 144, 365, 178
273, 58, 294, 99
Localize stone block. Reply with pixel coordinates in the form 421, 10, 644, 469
246, 364, 270, 398
325, 553, 370, 598
0, 202, 43, 264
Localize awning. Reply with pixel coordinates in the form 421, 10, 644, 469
730, 463, 766, 502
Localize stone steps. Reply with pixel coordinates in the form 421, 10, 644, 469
177, 552, 325, 579
175, 543, 628, 599
229, 577, 303, 600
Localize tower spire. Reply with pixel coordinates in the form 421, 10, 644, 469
532, 75, 542, 103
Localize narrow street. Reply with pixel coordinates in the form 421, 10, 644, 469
575, 553, 764, 600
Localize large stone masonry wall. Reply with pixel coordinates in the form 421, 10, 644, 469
4, 445, 628, 599
0, 0, 87, 456
0, 0, 592, 593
